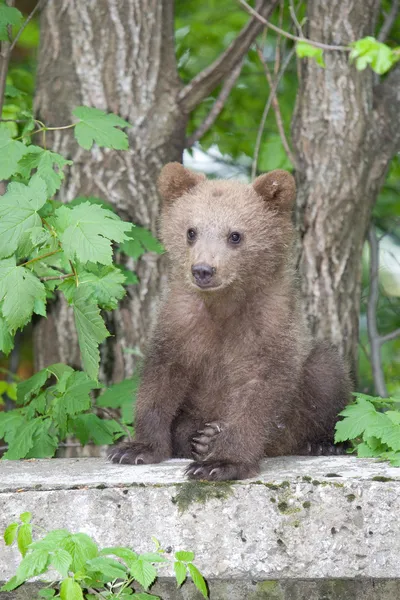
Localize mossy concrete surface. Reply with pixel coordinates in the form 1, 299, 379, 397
0, 456, 399, 595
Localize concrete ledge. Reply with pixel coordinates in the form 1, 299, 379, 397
0, 456, 399, 596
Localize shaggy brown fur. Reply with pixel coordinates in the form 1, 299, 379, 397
109, 163, 351, 481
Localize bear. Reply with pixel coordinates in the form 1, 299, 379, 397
108, 163, 351, 481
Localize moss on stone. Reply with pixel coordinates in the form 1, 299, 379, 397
172, 480, 234, 513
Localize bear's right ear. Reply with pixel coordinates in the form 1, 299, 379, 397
158, 163, 206, 203
252, 170, 296, 211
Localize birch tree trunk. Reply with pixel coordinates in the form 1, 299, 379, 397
292, 0, 400, 375
33, 0, 276, 381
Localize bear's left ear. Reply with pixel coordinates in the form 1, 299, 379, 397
252, 170, 296, 211
158, 162, 206, 203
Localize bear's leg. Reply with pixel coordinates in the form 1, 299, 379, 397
191, 422, 222, 460
291, 342, 351, 453
170, 411, 204, 458
108, 360, 188, 465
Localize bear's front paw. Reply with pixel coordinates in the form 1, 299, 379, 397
185, 459, 258, 481
107, 442, 160, 465
191, 421, 222, 460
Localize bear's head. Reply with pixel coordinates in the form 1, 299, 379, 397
158, 163, 296, 294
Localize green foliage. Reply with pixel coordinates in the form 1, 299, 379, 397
2, 514, 209, 599
0, 364, 131, 459
350, 37, 400, 74
0, 101, 163, 382
295, 41, 325, 67
73, 106, 131, 150
0, 2, 22, 41
335, 393, 400, 466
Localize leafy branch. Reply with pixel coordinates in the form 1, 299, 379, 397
2, 513, 209, 598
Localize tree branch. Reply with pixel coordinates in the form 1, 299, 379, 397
9, 0, 45, 55
378, 0, 399, 42
238, 0, 350, 51
179, 0, 279, 113
380, 328, 400, 344
185, 59, 244, 147
374, 64, 400, 156
367, 226, 388, 398
251, 47, 295, 179
256, 43, 297, 168
0, 0, 14, 117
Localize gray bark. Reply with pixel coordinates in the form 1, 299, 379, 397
33, 0, 277, 382
292, 0, 400, 375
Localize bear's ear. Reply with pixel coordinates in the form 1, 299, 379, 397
252, 170, 296, 211
158, 162, 206, 203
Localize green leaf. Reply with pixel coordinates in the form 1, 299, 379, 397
54, 202, 132, 265
100, 547, 138, 563
129, 558, 157, 590
26, 421, 58, 459
72, 286, 110, 380
0, 176, 47, 258
4, 522, 19, 546
0, 313, 14, 354
364, 412, 400, 452
334, 398, 377, 442
3, 419, 39, 459
61, 264, 126, 310
349, 37, 399, 75
131, 594, 159, 600
187, 563, 208, 598
68, 195, 116, 212
50, 549, 72, 578
86, 556, 127, 580
174, 561, 187, 587
0, 4, 23, 40
60, 533, 98, 572
54, 370, 99, 416
38, 589, 56, 599
0, 410, 24, 443
175, 551, 194, 562
60, 578, 83, 600
296, 41, 325, 67
139, 552, 167, 563
17, 368, 49, 404
96, 377, 138, 409
19, 512, 32, 524
73, 106, 130, 150
71, 413, 123, 446
17, 146, 72, 197
0, 124, 28, 179
120, 226, 164, 260
15, 548, 49, 581
0, 576, 20, 592
30, 529, 71, 551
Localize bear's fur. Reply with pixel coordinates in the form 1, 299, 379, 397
109, 163, 351, 481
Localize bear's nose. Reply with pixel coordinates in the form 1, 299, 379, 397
191, 263, 215, 286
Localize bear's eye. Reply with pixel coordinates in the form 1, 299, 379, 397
187, 228, 197, 243
228, 231, 241, 244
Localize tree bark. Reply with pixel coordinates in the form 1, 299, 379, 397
292, 0, 400, 375
33, 0, 277, 382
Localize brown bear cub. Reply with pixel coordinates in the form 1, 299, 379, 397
109, 163, 350, 481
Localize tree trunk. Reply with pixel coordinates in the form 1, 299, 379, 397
33, 0, 276, 381
292, 0, 400, 375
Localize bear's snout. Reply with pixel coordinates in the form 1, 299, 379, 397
191, 263, 216, 288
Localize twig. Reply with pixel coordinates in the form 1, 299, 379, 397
9, 0, 45, 55
179, 0, 279, 113
41, 273, 74, 282
256, 44, 297, 168
20, 248, 62, 267
97, 406, 132, 441
186, 59, 244, 147
289, 0, 304, 37
238, 0, 350, 52
367, 226, 388, 397
378, 0, 399, 42
380, 328, 400, 344
0, 0, 14, 117
251, 47, 295, 179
